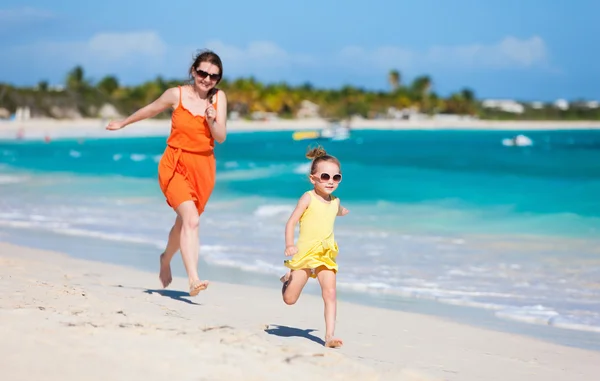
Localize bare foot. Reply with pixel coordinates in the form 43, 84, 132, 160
189, 279, 209, 296
324, 337, 343, 348
159, 253, 172, 288
280, 271, 291, 283
280, 271, 291, 294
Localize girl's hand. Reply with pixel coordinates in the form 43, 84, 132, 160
284, 245, 298, 256
205, 104, 216, 124
106, 120, 126, 131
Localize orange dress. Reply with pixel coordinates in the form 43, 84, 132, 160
157, 86, 218, 215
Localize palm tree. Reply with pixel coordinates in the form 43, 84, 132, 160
388, 69, 401, 92
411, 75, 431, 97
410, 75, 432, 112
65, 65, 91, 116
66, 66, 88, 92
96, 75, 119, 96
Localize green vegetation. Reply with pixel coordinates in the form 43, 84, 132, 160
0, 66, 598, 120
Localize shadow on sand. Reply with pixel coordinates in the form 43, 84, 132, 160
264, 324, 325, 346
143, 289, 201, 306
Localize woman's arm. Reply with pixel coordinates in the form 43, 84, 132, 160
106, 87, 178, 130
205, 90, 228, 143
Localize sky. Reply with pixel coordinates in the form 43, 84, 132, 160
0, 0, 598, 101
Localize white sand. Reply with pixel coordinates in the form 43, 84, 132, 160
1, 242, 599, 381
1, 117, 600, 140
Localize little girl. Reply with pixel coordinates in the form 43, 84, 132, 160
280, 145, 349, 348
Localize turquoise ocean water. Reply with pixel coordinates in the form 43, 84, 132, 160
1, 128, 600, 342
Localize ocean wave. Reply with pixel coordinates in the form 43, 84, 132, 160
495, 305, 600, 333
69, 150, 82, 158
0, 175, 29, 184
253, 205, 294, 217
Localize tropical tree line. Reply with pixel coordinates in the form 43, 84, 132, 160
0, 66, 598, 121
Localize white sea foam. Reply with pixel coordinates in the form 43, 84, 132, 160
253, 205, 293, 217
130, 154, 146, 162
0, 175, 28, 184
293, 163, 310, 174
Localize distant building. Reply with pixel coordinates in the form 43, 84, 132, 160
387, 106, 420, 120
530, 102, 545, 110
251, 111, 279, 121
553, 99, 569, 110
481, 99, 524, 114
98, 103, 121, 119
572, 100, 599, 109
296, 100, 320, 119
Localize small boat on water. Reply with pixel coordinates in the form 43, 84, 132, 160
502, 134, 533, 147
292, 123, 351, 142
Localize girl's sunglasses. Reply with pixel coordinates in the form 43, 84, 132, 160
316, 172, 342, 183
195, 69, 221, 81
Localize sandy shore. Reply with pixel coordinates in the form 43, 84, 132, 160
1, 242, 599, 381
1, 117, 600, 140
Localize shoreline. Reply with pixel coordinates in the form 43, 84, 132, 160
2, 240, 600, 381
1, 117, 600, 140
2, 223, 600, 350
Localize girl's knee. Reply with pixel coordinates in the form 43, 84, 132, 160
283, 293, 298, 305
322, 287, 336, 303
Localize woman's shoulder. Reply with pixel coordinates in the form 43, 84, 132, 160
158, 86, 183, 108
215, 88, 228, 100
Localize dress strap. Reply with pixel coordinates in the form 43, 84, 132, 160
211, 89, 219, 109
177, 86, 183, 108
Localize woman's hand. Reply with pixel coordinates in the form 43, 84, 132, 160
106, 120, 126, 131
205, 104, 216, 125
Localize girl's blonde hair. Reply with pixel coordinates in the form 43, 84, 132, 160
306, 145, 341, 174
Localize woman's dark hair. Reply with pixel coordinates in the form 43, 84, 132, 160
189, 49, 223, 101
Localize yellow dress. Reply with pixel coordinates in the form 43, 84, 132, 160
284, 190, 340, 277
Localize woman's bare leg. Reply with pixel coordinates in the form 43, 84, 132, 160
176, 201, 208, 295
159, 216, 182, 288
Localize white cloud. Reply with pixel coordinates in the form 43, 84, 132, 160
427, 36, 547, 68
0, 6, 54, 21
199, 36, 549, 79
87, 32, 167, 62
337, 36, 548, 70
0, 7, 55, 28
7, 31, 167, 69
0, 32, 553, 86
204, 40, 317, 71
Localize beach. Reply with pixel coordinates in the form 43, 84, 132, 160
1, 117, 600, 141
2, 241, 600, 381
2, 121, 600, 380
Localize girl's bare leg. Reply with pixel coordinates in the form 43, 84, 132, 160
282, 269, 311, 305
316, 267, 343, 348
159, 216, 183, 288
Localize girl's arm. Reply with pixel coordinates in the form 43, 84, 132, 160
285, 192, 311, 248
206, 90, 228, 143
337, 202, 349, 216
106, 87, 178, 130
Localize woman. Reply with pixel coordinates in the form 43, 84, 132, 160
106, 50, 228, 296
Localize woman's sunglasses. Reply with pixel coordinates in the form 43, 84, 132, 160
316, 172, 342, 183
195, 69, 221, 81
